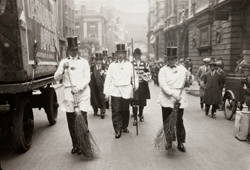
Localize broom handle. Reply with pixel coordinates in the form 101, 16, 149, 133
66, 66, 78, 107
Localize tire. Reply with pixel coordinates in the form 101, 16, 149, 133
13, 97, 34, 153
223, 93, 236, 120
44, 87, 59, 125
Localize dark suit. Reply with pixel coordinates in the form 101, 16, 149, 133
203, 71, 223, 113
90, 64, 106, 114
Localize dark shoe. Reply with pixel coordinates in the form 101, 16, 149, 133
139, 115, 144, 122
123, 128, 129, 133
131, 114, 134, 117
77, 150, 82, 155
211, 113, 216, 119
200, 103, 204, 109
177, 143, 186, 152
94, 111, 97, 116
71, 147, 77, 154
115, 131, 121, 138
133, 120, 137, 126
165, 143, 172, 150
101, 113, 105, 119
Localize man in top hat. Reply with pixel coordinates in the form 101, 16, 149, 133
102, 50, 109, 69
104, 44, 138, 139
131, 48, 151, 122
157, 47, 189, 152
111, 52, 117, 62
54, 36, 91, 154
203, 61, 223, 119
196, 58, 211, 109
90, 53, 107, 119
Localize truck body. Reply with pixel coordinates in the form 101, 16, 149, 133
0, 0, 59, 83
0, 0, 60, 153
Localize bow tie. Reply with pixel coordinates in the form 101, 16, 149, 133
167, 65, 176, 68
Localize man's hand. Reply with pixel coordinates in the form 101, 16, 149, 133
63, 62, 69, 70
172, 93, 181, 101
105, 95, 109, 101
71, 87, 82, 94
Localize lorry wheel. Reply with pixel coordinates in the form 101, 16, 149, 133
223, 93, 236, 120
44, 87, 59, 125
13, 98, 34, 153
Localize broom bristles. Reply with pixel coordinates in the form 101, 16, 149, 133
75, 114, 99, 160
154, 110, 178, 150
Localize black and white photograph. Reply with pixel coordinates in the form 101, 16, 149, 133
0, 0, 250, 169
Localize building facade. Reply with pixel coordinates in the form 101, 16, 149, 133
57, 0, 75, 59
147, 0, 250, 74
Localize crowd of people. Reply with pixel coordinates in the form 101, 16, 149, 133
54, 36, 234, 158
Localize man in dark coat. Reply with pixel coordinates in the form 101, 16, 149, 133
102, 50, 110, 69
131, 48, 151, 122
90, 53, 106, 119
203, 61, 223, 119
196, 58, 211, 109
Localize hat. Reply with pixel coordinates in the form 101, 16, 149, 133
203, 58, 211, 63
165, 47, 177, 59
215, 60, 222, 65
179, 58, 185, 62
95, 53, 103, 60
116, 44, 126, 53
133, 48, 142, 55
67, 36, 79, 50
108, 55, 112, 58
209, 61, 217, 65
103, 50, 108, 56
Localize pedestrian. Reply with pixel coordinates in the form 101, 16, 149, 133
90, 53, 107, 119
104, 44, 138, 139
157, 49, 189, 152
235, 54, 244, 74
203, 61, 223, 119
102, 50, 109, 69
155, 62, 160, 86
131, 48, 151, 123
196, 58, 211, 109
216, 60, 225, 111
54, 36, 91, 155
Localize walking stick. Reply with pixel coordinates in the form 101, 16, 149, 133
131, 38, 139, 136
66, 64, 99, 159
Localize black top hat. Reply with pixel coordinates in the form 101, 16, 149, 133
103, 50, 108, 56
133, 48, 142, 55
165, 47, 177, 59
67, 36, 79, 50
95, 53, 103, 60
108, 55, 112, 58
116, 44, 126, 53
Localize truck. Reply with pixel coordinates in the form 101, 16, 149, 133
0, 0, 60, 152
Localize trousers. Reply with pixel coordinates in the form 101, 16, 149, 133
111, 96, 130, 132
161, 107, 186, 143
66, 111, 88, 148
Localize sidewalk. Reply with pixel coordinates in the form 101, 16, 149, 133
185, 80, 200, 97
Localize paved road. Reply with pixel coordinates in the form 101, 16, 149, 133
1, 83, 250, 170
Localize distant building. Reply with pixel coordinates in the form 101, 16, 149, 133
57, 0, 75, 59
148, 0, 250, 74
74, 1, 127, 53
